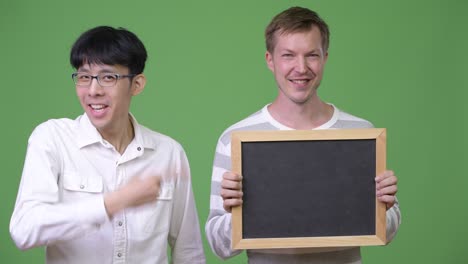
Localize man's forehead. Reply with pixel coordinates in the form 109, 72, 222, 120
78, 63, 126, 73
277, 23, 319, 35
274, 30, 323, 50
277, 26, 321, 39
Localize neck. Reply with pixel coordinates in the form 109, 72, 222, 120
99, 115, 135, 154
268, 96, 333, 130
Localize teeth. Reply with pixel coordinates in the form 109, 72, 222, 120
90, 104, 106, 110
291, 79, 308, 84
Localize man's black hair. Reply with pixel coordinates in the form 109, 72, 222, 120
70, 26, 147, 74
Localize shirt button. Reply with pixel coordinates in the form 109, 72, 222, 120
79, 185, 85, 189
137, 147, 141, 151
118, 221, 123, 226
117, 253, 122, 257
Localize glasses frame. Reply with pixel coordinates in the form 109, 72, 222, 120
71, 72, 137, 87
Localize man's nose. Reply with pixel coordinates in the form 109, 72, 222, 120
296, 57, 307, 73
88, 77, 104, 96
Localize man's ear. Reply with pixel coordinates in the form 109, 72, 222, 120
131, 74, 146, 96
265, 51, 274, 72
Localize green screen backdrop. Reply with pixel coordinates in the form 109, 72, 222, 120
1, 0, 466, 263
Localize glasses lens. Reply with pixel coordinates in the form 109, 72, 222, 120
72, 73, 121, 86
73, 73, 92, 86
98, 73, 118, 87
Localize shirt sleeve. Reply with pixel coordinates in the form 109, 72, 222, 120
205, 137, 243, 259
386, 197, 401, 243
9, 123, 109, 250
168, 145, 206, 264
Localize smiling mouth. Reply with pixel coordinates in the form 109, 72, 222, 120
289, 79, 311, 84
89, 104, 107, 111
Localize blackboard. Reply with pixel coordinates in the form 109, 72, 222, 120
231, 129, 387, 249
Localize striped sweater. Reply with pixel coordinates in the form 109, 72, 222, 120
205, 104, 401, 264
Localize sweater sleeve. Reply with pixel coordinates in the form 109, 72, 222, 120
385, 197, 401, 243
205, 137, 242, 259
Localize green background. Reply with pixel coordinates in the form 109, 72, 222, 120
1, 0, 466, 263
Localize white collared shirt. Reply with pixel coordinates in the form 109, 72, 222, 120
10, 114, 206, 264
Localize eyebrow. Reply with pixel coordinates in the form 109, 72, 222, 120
280, 49, 295, 53
78, 68, 117, 74
280, 48, 322, 54
77, 66, 118, 73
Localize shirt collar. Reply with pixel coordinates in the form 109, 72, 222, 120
75, 113, 157, 151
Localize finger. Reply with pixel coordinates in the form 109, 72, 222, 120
223, 171, 242, 181
377, 195, 396, 209
376, 175, 397, 190
144, 176, 161, 186
375, 170, 395, 182
223, 198, 243, 212
221, 179, 242, 190
376, 185, 398, 197
221, 188, 243, 199
140, 177, 161, 194
141, 177, 162, 199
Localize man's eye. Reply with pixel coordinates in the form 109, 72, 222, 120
78, 74, 91, 80
282, 54, 293, 57
101, 74, 117, 81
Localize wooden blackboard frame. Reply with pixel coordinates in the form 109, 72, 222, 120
231, 128, 387, 249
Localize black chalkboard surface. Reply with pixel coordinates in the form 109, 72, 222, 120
231, 129, 387, 249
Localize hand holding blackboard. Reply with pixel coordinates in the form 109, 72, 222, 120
376, 170, 398, 209
231, 128, 388, 249
220, 172, 243, 212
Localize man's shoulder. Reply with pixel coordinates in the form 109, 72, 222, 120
31, 117, 78, 137
332, 108, 374, 129
222, 109, 265, 133
23, 117, 83, 151
217, 107, 277, 147
39, 117, 76, 127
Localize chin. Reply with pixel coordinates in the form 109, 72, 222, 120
291, 98, 311, 105
289, 92, 315, 104
89, 119, 108, 130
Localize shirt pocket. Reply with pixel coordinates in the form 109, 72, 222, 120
137, 183, 174, 235
61, 171, 103, 202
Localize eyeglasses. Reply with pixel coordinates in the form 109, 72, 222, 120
72, 72, 136, 87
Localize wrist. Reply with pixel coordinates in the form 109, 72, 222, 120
104, 189, 126, 218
